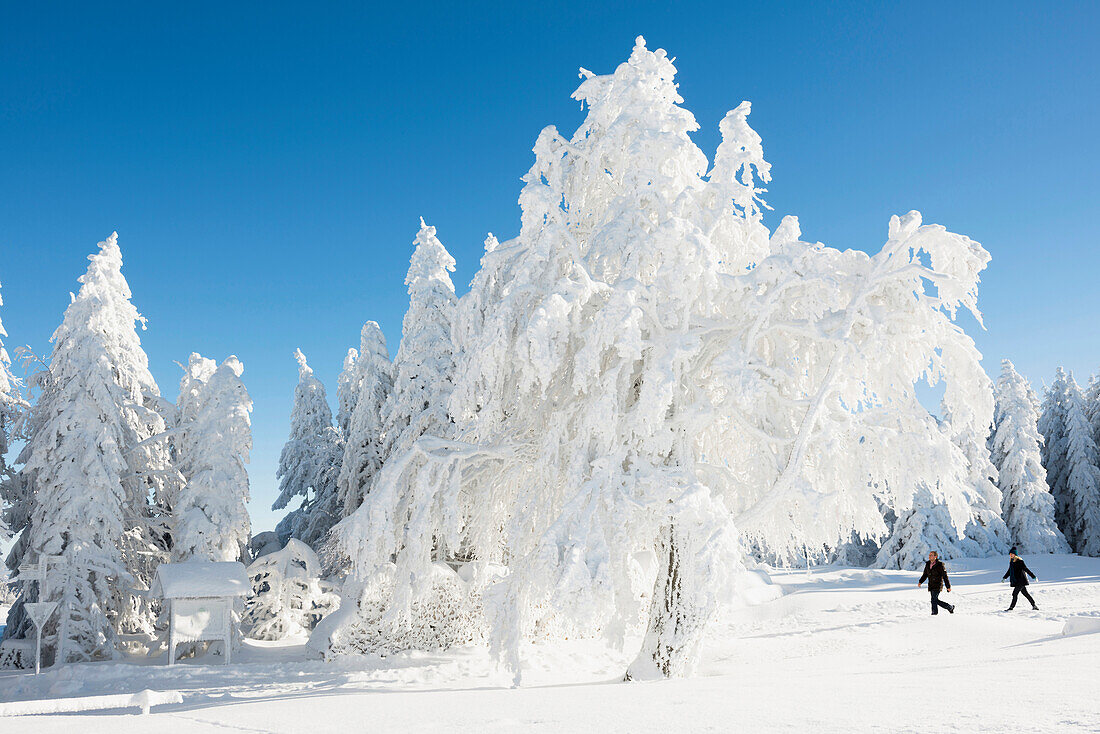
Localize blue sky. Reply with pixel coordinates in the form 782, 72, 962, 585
2, 2, 1097, 534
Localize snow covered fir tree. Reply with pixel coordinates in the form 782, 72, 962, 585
1038, 367, 1100, 556
1, 37, 1097, 690
336, 322, 393, 519
2, 234, 179, 660
0, 235, 256, 665
272, 349, 343, 549
991, 361, 1069, 554
172, 354, 254, 562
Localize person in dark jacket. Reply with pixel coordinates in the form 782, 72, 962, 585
1002, 547, 1039, 611
918, 550, 955, 615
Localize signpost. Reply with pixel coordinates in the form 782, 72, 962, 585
23, 602, 58, 674
15, 554, 66, 672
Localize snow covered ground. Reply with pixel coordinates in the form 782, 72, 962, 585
2, 554, 1098, 732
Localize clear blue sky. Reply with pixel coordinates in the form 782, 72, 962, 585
2, 2, 1097, 534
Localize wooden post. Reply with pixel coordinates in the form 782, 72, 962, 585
167, 601, 176, 666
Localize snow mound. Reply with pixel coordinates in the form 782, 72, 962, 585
1062, 616, 1100, 637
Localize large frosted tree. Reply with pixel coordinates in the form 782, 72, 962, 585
13, 234, 174, 658
335, 39, 994, 681
172, 356, 252, 562
273, 350, 344, 548
990, 360, 1068, 553
337, 322, 393, 517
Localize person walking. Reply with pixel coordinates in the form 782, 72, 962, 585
918, 550, 955, 615
1002, 547, 1039, 611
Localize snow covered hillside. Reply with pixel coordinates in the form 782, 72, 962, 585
2, 554, 1098, 733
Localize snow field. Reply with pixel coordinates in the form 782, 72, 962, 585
2, 554, 1097, 733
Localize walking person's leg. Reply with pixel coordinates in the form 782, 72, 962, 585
1020, 587, 1037, 609
1008, 586, 1021, 610
931, 589, 952, 614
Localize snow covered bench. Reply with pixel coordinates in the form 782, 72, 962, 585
151, 561, 251, 665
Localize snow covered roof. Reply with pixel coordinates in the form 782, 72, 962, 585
151, 561, 251, 599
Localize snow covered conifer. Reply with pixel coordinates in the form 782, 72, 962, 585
273, 350, 344, 548
875, 394, 1009, 569
1038, 367, 1072, 538
336, 347, 359, 439
337, 322, 392, 517
15, 234, 174, 658
875, 491, 973, 569
0, 282, 27, 545
1062, 376, 1100, 556
990, 360, 1068, 553
947, 403, 1011, 556
173, 356, 252, 562
380, 220, 457, 463
0, 282, 22, 484
1086, 372, 1100, 455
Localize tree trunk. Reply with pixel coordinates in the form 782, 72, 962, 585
625, 522, 709, 680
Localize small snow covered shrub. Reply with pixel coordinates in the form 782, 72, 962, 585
244, 538, 337, 640
323, 562, 486, 657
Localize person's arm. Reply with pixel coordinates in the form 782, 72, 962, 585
1003, 564, 1010, 581
943, 565, 951, 591
1024, 562, 1036, 580
918, 563, 928, 586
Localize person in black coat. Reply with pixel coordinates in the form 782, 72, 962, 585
918, 550, 955, 615
1002, 547, 1039, 611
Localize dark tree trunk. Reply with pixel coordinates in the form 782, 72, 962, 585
625, 521, 708, 680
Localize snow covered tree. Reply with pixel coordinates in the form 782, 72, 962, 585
1062, 376, 1100, 556
334, 38, 993, 682
243, 538, 337, 640
874, 396, 1009, 568
336, 347, 359, 439
950, 402, 1011, 556
12, 233, 175, 659
172, 356, 252, 562
0, 282, 22, 488
0, 282, 27, 543
1086, 371, 1100, 458
273, 350, 344, 548
1039, 367, 1072, 539
990, 360, 1068, 553
380, 219, 458, 464
337, 322, 392, 517
172, 353, 218, 488
875, 490, 972, 569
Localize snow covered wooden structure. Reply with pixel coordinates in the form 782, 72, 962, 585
151, 561, 250, 665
